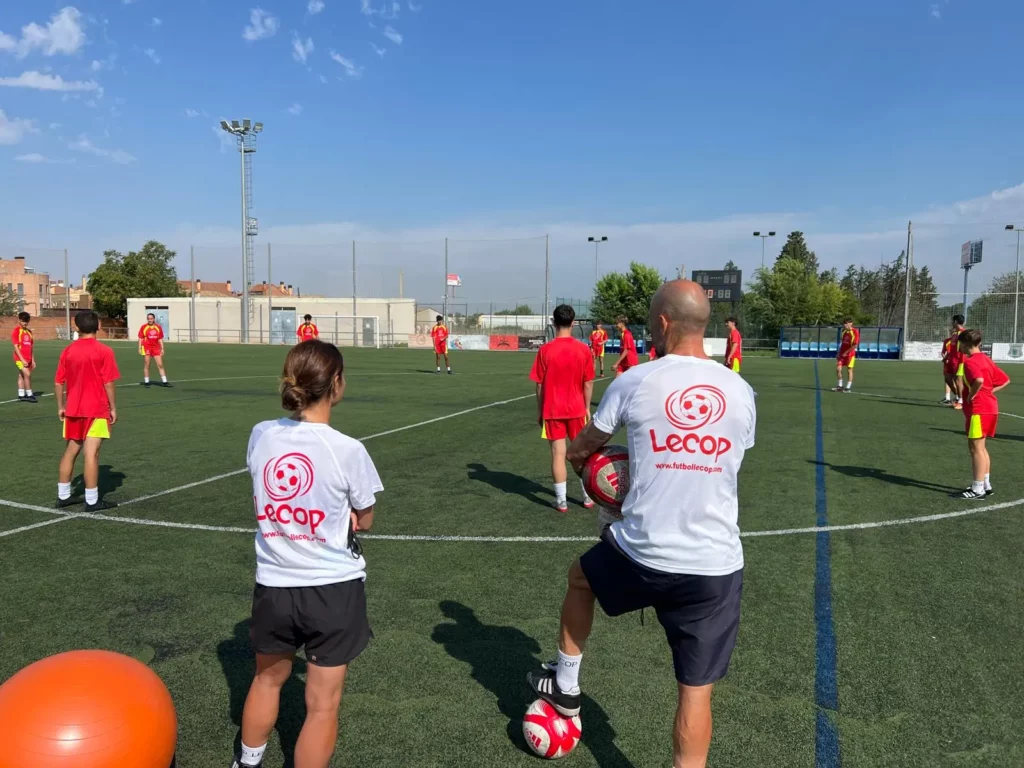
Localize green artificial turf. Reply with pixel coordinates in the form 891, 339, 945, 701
1, 341, 1023, 767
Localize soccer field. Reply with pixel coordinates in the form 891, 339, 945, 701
2, 341, 1024, 768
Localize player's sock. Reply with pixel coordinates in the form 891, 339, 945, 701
57, 482, 72, 501
85, 487, 99, 506
837, 379, 843, 390
845, 382, 852, 391
17, 388, 25, 398
436, 366, 440, 373
447, 366, 451, 373
553, 481, 567, 504
160, 375, 167, 383
984, 473, 992, 490
240, 742, 267, 767
144, 377, 150, 384
580, 479, 593, 504
971, 480, 985, 495
554, 650, 582, 693
26, 388, 33, 397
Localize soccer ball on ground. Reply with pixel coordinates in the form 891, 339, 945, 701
582, 444, 630, 514
523, 698, 582, 759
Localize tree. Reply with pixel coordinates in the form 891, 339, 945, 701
838, 252, 940, 339
591, 262, 663, 325
0, 284, 18, 316
88, 241, 183, 319
744, 257, 856, 338
494, 304, 534, 315
775, 231, 820, 276
967, 271, 1024, 343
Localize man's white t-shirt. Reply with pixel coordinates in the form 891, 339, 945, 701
592, 354, 756, 576
247, 418, 383, 588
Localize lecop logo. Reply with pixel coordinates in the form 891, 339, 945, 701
664, 385, 727, 431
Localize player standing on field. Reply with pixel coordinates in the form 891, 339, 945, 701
431, 315, 452, 375
589, 322, 608, 378
530, 304, 596, 513
528, 280, 755, 768
12, 311, 37, 402
940, 333, 956, 405
138, 313, 171, 387
297, 314, 320, 342
613, 316, 638, 377
54, 311, 120, 512
952, 329, 1009, 500
235, 340, 382, 768
948, 314, 967, 410
724, 316, 742, 373
834, 318, 859, 393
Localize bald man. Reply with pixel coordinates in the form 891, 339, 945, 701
527, 280, 757, 768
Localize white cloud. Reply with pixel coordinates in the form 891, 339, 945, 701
16, 153, 51, 163
287, 103, 303, 115
69, 134, 136, 164
319, 73, 328, 83
0, 7, 87, 59
383, 25, 403, 44
369, 42, 387, 58
0, 71, 100, 92
122, 0, 137, 4
243, 8, 280, 41
930, 3, 942, 18
0, 109, 38, 145
213, 123, 236, 153
85, 98, 98, 108
292, 33, 314, 63
89, 52, 117, 72
49, 122, 61, 129
90, 59, 103, 71
308, 0, 325, 14
185, 108, 200, 118
330, 50, 363, 78
408, 1, 422, 10
150, 17, 163, 27
143, 47, 160, 64
360, 0, 400, 18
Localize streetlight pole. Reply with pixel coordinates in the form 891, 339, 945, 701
220, 119, 263, 343
1007, 225, 1023, 344
753, 231, 776, 270
588, 236, 608, 286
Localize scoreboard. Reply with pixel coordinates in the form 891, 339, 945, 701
691, 270, 742, 303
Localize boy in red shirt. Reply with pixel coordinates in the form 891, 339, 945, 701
296, 314, 320, 342
55, 311, 120, 511
953, 329, 1010, 499
530, 304, 596, 512
614, 316, 638, 377
589, 323, 608, 377
946, 314, 967, 409
138, 312, 171, 387
11, 311, 37, 403
431, 315, 452, 375
725, 316, 742, 373
833, 318, 860, 392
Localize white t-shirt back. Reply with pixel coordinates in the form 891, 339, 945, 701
247, 418, 384, 588
592, 355, 756, 576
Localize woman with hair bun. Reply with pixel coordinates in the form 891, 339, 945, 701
232, 339, 383, 768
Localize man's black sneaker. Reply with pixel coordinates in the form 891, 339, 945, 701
56, 496, 83, 509
230, 755, 262, 768
527, 668, 581, 717
24, 395, 37, 403
84, 499, 118, 513
951, 488, 986, 500
986, 487, 995, 496
447, 370, 453, 375
161, 382, 173, 388
142, 381, 151, 387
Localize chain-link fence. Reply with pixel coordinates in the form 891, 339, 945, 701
906, 292, 1024, 344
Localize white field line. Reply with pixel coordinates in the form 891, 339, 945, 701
851, 390, 1024, 421
0, 516, 76, 538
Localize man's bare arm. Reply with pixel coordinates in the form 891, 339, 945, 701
54, 382, 64, 416
104, 381, 117, 424
535, 383, 544, 425
583, 380, 594, 414
567, 422, 614, 476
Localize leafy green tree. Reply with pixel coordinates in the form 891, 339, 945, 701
967, 271, 1024, 343
591, 262, 663, 325
0, 284, 18, 316
495, 304, 534, 315
88, 241, 183, 319
744, 257, 855, 338
775, 231, 820, 276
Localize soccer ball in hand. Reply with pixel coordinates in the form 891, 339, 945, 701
582, 444, 630, 513
523, 699, 582, 759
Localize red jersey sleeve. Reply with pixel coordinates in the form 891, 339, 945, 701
137, 325, 146, 340
55, 348, 68, 385
992, 362, 1010, 388
102, 346, 121, 383
963, 355, 984, 383
529, 348, 545, 384
156, 325, 164, 341
582, 344, 596, 381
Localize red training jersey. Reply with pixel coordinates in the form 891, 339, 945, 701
941, 336, 954, 362
620, 329, 639, 365
138, 323, 164, 350
838, 327, 860, 357
949, 329, 965, 366
297, 323, 319, 341
963, 353, 1009, 415
11, 326, 33, 363
431, 324, 449, 344
726, 328, 742, 364
590, 329, 607, 351
529, 336, 595, 420
55, 338, 120, 419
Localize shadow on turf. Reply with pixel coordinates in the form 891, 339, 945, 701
809, 460, 960, 493
432, 601, 633, 767
466, 463, 557, 508
70, 465, 125, 497
218, 620, 308, 768
929, 426, 1024, 442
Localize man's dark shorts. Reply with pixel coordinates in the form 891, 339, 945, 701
580, 530, 743, 686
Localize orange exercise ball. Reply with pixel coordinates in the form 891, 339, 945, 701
0, 650, 177, 768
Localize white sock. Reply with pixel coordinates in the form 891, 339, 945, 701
845, 382, 852, 390
971, 480, 985, 495
26, 389, 32, 396
58, 482, 72, 501
554, 481, 566, 503
580, 479, 592, 504
984, 473, 991, 490
943, 393, 950, 401
85, 487, 99, 506
837, 379, 843, 389
161, 375, 167, 383
447, 366, 451, 372
436, 366, 440, 372
240, 742, 267, 766
18, 388, 25, 397
144, 376, 150, 383
555, 650, 582, 693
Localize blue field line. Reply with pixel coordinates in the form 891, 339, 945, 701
813, 360, 842, 767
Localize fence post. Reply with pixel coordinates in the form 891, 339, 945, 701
900, 221, 912, 359
268, 243, 273, 345
190, 245, 196, 343
63, 249, 71, 341
352, 240, 357, 347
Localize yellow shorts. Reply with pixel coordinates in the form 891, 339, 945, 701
63, 418, 111, 440
15, 360, 24, 370
730, 359, 741, 373
957, 363, 965, 377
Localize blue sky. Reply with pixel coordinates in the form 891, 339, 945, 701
1, 0, 1023, 303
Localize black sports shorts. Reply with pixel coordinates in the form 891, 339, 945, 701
250, 579, 372, 667
580, 530, 743, 686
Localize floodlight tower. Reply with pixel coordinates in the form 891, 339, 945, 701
753, 231, 776, 269
220, 119, 263, 342
588, 236, 608, 285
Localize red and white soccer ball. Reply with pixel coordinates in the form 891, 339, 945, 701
522, 699, 582, 760
582, 444, 630, 513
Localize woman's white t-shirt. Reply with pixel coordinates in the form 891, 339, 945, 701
247, 418, 383, 588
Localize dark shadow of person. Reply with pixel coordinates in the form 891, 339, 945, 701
808, 460, 960, 493
431, 600, 633, 767
466, 463, 558, 508
71, 465, 126, 498
217, 619, 308, 768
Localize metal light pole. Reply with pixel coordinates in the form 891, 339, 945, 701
220, 119, 263, 343
1007, 225, 1023, 344
753, 231, 776, 269
588, 236, 607, 285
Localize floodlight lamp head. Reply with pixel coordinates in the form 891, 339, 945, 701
219, 120, 230, 131
243, 119, 252, 130
254, 122, 264, 133
769, 231, 776, 236
753, 231, 760, 237
231, 120, 241, 130
1007, 224, 1016, 231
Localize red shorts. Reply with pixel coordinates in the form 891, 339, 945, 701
543, 417, 586, 441
965, 412, 998, 439
62, 417, 111, 441
142, 345, 162, 357
616, 358, 637, 374
837, 353, 855, 367
434, 342, 447, 354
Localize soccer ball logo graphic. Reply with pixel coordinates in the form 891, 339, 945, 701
263, 453, 316, 502
665, 385, 727, 431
